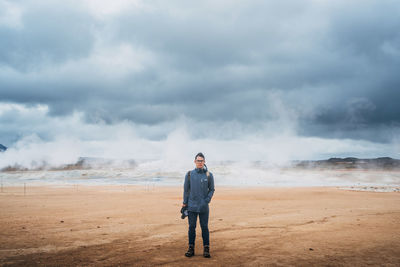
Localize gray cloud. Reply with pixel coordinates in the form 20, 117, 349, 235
1, 0, 399, 148
0, 1, 95, 71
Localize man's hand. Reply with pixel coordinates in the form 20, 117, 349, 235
182, 203, 187, 207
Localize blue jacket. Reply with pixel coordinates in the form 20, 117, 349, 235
183, 167, 215, 213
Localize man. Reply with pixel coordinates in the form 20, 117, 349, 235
182, 152, 215, 258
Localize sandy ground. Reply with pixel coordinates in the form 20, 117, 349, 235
0, 185, 399, 267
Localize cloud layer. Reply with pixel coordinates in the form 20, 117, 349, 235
1, 0, 399, 163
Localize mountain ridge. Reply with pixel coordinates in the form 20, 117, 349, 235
294, 157, 400, 169
0, 144, 7, 152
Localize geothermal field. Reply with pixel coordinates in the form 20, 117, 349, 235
1, 159, 399, 266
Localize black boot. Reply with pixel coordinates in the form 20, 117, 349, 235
203, 245, 211, 258
185, 244, 195, 257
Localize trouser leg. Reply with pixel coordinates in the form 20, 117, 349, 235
188, 211, 198, 245
199, 209, 209, 246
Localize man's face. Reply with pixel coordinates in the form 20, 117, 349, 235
194, 156, 205, 169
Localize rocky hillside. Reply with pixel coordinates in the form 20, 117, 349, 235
295, 157, 400, 170
0, 144, 7, 152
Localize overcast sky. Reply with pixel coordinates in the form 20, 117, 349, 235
0, 0, 399, 163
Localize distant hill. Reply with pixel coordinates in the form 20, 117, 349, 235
294, 157, 400, 170
0, 144, 7, 152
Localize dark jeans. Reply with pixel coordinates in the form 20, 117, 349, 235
188, 210, 209, 246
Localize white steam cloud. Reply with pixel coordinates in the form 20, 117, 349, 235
0, 102, 398, 171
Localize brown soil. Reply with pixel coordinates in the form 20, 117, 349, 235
1, 186, 399, 266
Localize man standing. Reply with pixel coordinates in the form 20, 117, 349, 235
182, 152, 215, 258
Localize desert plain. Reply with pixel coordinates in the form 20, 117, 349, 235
0, 185, 399, 266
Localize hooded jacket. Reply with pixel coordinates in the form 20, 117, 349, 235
183, 167, 215, 213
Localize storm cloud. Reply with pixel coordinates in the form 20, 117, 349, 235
1, 0, 399, 160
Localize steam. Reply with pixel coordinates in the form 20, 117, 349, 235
1, 102, 399, 189
0, 102, 399, 171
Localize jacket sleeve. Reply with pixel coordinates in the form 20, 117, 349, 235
205, 173, 215, 203
183, 172, 190, 205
